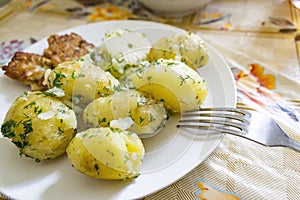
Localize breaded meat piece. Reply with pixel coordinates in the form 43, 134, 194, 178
43, 32, 95, 66
2, 33, 95, 91
2, 52, 54, 91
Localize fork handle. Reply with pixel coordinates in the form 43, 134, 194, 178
286, 138, 300, 153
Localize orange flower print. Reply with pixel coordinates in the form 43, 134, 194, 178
220, 22, 232, 31
235, 64, 298, 121
249, 64, 275, 89
236, 63, 276, 90
88, 4, 134, 22
195, 180, 241, 200
235, 63, 278, 107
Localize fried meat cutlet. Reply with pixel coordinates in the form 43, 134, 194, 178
43, 32, 95, 66
2, 52, 54, 91
2, 33, 95, 91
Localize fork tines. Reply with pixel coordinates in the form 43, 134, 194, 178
177, 107, 251, 135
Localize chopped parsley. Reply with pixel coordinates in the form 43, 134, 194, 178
21, 118, 33, 135
128, 43, 133, 48
139, 116, 145, 124
24, 101, 36, 109
179, 75, 192, 86
71, 71, 85, 79
94, 163, 100, 173
57, 127, 64, 135
1, 119, 17, 138
98, 117, 107, 126
52, 71, 66, 87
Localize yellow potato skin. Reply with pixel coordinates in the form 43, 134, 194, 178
1, 92, 77, 161
66, 127, 144, 180
82, 90, 167, 136
66, 134, 133, 180
82, 90, 143, 127
47, 60, 119, 107
147, 33, 209, 70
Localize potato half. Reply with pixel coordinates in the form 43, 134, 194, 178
1, 91, 77, 161
66, 127, 145, 180
131, 58, 208, 112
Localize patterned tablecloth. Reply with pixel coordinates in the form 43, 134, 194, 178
1, 0, 300, 199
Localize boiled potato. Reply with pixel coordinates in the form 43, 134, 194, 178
82, 89, 167, 137
0, 91, 77, 161
147, 32, 209, 70
96, 29, 151, 78
66, 127, 145, 180
131, 58, 208, 112
46, 59, 119, 108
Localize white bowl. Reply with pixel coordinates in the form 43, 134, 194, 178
139, 0, 211, 16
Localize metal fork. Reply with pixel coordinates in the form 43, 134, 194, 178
177, 107, 300, 153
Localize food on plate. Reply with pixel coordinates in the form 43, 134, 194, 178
2, 52, 54, 91
131, 58, 208, 112
0, 91, 77, 161
82, 89, 167, 137
66, 127, 145, 180
46, 59, 119, 109
1, 33, 95, 91
147, 32, 209, 70
44, 32, 95, 66
0, 27, 210, 181
93, 29, 151, 78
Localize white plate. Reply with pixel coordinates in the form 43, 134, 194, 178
0, 20, 236, 200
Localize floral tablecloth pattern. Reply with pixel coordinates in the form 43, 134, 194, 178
1, 0, 300, 199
